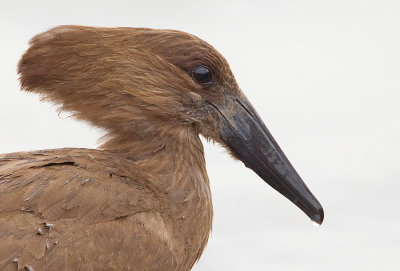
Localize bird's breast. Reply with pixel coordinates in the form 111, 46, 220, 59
156, 166, 213, 270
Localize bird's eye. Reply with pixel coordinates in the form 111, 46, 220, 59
191, 66, 213, 85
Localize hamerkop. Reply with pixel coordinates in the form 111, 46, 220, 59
0, 26, 323, 271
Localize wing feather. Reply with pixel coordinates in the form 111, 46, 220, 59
0, 148, 176, 270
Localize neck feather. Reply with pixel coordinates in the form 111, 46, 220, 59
101, 124, 213, 267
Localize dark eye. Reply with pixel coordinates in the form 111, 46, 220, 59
191, 66, 213, 85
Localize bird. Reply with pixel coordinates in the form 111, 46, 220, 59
0, 25, 323, 271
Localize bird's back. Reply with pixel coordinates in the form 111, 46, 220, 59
0, 148, 179, 271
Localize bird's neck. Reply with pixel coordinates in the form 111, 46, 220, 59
101, 125, 209, 185
102, 125, 213, 267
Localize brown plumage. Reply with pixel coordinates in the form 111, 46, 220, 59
0, 26, 323, 270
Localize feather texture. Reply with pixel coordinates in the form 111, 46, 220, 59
0, 145, 212, 270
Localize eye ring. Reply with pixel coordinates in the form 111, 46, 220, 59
191, 66, 214, 85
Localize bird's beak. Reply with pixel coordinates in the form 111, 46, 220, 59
208, 95, 324, 224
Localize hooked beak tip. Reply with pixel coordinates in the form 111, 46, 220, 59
312, 208, 324, 225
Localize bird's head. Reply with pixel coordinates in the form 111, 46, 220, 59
18, 26, 323, 224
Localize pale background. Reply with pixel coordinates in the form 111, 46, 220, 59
1, 1, 399, 270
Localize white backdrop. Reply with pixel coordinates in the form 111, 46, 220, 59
1, 1, 400, 270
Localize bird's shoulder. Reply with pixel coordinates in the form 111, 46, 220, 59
0, 148, 161, 223
0, 148, 178, 270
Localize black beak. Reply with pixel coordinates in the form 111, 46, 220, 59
209, 95, 324, 224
